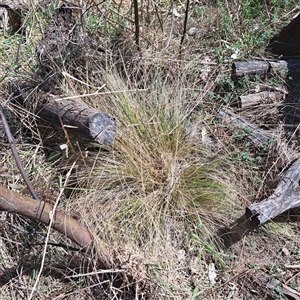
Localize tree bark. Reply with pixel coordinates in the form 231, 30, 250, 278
246, 158, 300, 226
232, 60, 287, 80
38, 94, 116, 145
217, 108, 274, 147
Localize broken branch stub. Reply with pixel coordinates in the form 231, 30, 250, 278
246, 158, 300, 226
38, 94, 116, 145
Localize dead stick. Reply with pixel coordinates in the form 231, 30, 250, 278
0, 184, 113, 266
0, 105, 40, 200
0, 184, 91, 247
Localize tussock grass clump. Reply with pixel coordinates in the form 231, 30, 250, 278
73, 65, 239, 268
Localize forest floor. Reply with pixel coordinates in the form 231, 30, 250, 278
0, 0, 300, 299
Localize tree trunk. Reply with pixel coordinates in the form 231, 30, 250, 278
246, 158, 300, 226
38, 94, 116, 145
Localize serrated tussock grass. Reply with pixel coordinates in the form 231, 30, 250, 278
75, 65, 238, 257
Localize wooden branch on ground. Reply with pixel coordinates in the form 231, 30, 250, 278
0, 184, 113, 266
246, 157, 300, 226
217, 108, 274, 147
249, 269, 300, 299
236, 91, 282, 109
232, 59, 300, 80
0, 104, 40, 200
37, 94, 116, 145
0, 184, 91, 247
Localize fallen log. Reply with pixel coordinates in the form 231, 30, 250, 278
236, 91, 282, 109
232, 60, 287, 80
8, 3, 117, 145
38, 94, 116, 145
217, 108, 274, 147
246, 157, 300, 226
232, 59, 300, 80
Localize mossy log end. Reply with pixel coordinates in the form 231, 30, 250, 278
38, 94, 116, 145
246, 158, 300, 226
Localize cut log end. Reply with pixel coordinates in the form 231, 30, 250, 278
89, 112, 116, 145
37, 95, 117, 145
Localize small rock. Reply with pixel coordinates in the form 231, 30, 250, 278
172, 8, 181, 17
188, 27, 197, 36
208, 262, 217, 286
282, 247, 290, 256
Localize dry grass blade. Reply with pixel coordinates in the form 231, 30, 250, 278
28, 162, 75, 300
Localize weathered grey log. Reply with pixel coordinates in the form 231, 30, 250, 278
217, 108, 274, 147
232, 59, 300, 80
38, 94, 116, 145
232, 60, 288, 80
246, 157, 300, 226
237, 91, 282, 109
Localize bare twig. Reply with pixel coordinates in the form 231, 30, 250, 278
28, 162, 75, 300
133, 0, 140, 51
0, 104, 40, 200
179, 0, 190, 58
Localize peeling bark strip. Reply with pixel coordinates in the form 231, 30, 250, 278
217, 108, 274, 147
246, 158, 300, 226
38, 94, 116, 145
